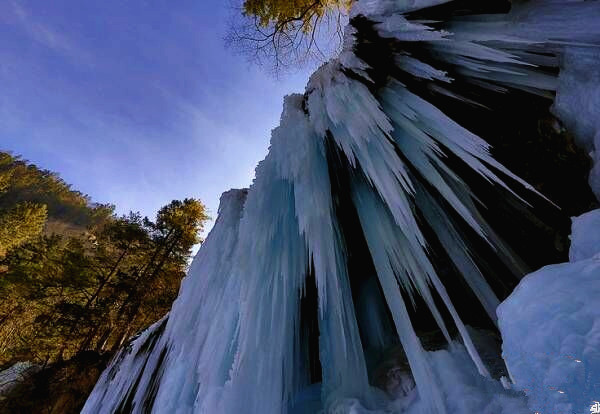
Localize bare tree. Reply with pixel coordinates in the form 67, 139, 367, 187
225, 0, 350, 75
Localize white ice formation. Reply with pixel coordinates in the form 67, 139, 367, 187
83, 1, 600, 413
498, 209, 600, 414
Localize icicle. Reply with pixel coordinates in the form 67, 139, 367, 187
220, 150, 308, 413
154, 189, 248, 413
351, 178, 447, 414
414, 185, 501, 323
382, 82, 554, 207
272, 95, 371, 404
351, 176, 490, 379
83, 2, 600, 413
307, 66, 426, 246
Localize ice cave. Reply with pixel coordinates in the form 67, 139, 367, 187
83, 1, 600, 413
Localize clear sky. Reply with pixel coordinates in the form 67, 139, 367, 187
0, 0, 312, 233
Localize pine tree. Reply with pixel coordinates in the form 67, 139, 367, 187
109, 199, 209, 350
0, 202, 48, 257
0, 154, 209, 365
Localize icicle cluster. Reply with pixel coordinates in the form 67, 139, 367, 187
83, 1, 600, 413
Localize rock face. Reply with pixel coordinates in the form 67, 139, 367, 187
0, 362, 40, 399
0, 351, 111, 414
498, 209, 600, 414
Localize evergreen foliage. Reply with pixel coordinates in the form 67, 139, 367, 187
0, 152, 114, 231
0, 202, 47, 257
0, 151, 209, 369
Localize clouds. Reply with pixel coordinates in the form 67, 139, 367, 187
0, 0, 311, 235
4, 0, 90, 63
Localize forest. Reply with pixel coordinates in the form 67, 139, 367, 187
0, 151, 208, 412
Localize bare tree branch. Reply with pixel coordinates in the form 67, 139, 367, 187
225, 0, 350, 76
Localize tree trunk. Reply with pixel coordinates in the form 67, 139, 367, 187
111, 324, 133, 352
85, 244, 130, 309
95, 326, 113, 352
78, 323, 100, 352
115, 231, 178, 320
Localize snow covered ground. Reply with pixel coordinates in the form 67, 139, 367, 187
498, 209, 600, 414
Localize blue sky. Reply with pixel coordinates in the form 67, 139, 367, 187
0, 0, 312, 233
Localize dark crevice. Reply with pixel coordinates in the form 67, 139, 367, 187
141, 346, 168, 413
324, 133, 398, 360
405, 0, 512, 20
346, 8, 596, 272
299, 262, 322, 384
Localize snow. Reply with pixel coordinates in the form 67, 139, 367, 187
405, 345, 531, 414
291, 341, 532, 414
84, 1, 600, 413
570, 209, 600, 262
0, 361, 39, 396
498, 208, 600, 414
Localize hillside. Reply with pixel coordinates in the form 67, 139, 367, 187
0, 152, 114, 237
0, 151, 208, 413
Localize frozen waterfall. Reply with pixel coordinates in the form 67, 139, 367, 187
83, 1, 600, 413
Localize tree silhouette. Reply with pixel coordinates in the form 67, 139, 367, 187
227, 0, 352, 73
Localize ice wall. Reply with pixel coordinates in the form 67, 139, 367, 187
84, 1, 600, 413
82, 189, 248, 413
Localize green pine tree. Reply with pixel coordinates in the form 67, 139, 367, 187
0, 202, 48, 257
